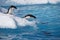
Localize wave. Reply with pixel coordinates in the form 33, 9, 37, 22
0, 7, 7, 13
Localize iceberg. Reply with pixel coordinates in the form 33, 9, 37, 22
0, 12, 16, 29
0, 0, 60, 6
0, 12, 37, 29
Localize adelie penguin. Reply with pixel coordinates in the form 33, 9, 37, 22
24, 14, 36, 19
6, 5, 17, 15
6, 5, 36, 19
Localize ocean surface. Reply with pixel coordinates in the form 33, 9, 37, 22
0, 4, 60, 40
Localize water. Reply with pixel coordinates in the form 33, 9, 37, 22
0, 4, 60, 40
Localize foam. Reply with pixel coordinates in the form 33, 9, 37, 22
13, 16, 37, 27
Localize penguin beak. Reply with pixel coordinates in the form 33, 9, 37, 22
13, 6, 17, 9
14, 7, 17, 9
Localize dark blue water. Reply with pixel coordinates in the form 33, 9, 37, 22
0, 4, 60, 40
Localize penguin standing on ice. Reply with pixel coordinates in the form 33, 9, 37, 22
6, 5, 17, 15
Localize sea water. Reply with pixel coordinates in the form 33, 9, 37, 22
0, 4, 60, 40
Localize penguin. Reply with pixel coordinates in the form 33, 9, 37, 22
24, 14, 36, 19
6, 5, 17, 15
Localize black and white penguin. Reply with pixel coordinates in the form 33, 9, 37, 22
24, 14, 36, 19
7, 5, 17, 15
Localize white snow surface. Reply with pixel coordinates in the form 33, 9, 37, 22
0, 12, 37, 29
0, 0, 60, 6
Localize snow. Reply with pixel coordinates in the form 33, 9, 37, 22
0, 12, 37, 29
48, 0, 59, 4
0, 0, 60, 6
6, 0, 60, 4
0, 12, 16, 29
5, 0, 60, 5
13, 16, 37, 27
8, 0, 48, 4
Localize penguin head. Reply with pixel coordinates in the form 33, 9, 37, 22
10, 5, 17, 9
7, 5, 17, 14
8, 5, 17, 11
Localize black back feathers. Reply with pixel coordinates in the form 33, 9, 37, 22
10, 5, 17, 9
24, 14, 36, 18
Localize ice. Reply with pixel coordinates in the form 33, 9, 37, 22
0, 12, 37, 29
6, 0, 60, 5
0, 12, 16, 29
0, 0, 60, 6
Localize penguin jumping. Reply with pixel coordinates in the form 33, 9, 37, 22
24, 14, 36, 19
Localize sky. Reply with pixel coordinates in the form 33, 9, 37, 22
0, 0, 60, 6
